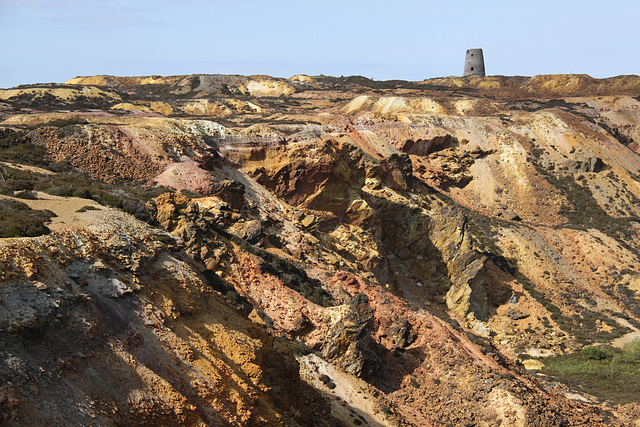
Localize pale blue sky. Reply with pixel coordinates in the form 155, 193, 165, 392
0, 0, 637, 88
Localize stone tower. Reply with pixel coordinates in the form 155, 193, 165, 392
463, 48, 485, 77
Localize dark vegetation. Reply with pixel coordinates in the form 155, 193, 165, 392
3, 85, 120, 111
511, 99, 584, 114
0, 128, 50, 167
1, 163, 173, 223
0, 119, 90, 166
75, 205, 100, 213
543, 339, 640, 404
0, 198, 55, 238
313, 75, 457, 93
276, 336, 313, 356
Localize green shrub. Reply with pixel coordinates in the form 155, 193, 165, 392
48, 161, 73, 173
0, 128, 24, 148
581, 346, 609, 360
72, 188, 92, 199
5, 179, 34, 191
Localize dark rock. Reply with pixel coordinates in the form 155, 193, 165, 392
381, 318, 415, 349
211, 180, 245, 210
504, 212, 522, 222
506, 306, 529, 320
322, 293, 381, 379
232, 219, 263, 244
567, 157, 604, 173
318, 374, 336, 389
384, 153, 413, 190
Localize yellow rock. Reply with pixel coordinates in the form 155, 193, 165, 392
289, 75, 315, 83
181, 100, 231, 116
246, 79, 295, 97
149, 102, 174, 116
0, 87, 120, 102
522, 359, 545, 370
111, 103, 152, 113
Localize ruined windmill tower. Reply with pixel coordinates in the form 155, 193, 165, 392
463, 48, 485, 77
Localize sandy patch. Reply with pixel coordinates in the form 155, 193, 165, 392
611, 318, 640, 348
0, 192, 104, 230
1, 162, 55, 176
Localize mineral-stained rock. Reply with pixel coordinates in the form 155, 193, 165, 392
425, 147, 475, 187
506, 305, 530, 320
379, 317, 415, 350
321, 293, 381, 379
383, 152, 414, 190
522, 359, 545, 370
229, 218, 263, 244
0, 209, 339, 426
430, 208, 489, 319
567, 156, 604, 173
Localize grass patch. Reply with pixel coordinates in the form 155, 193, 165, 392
543, 340, 640, 404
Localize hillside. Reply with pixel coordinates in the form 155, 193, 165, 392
1, 73, 640, 425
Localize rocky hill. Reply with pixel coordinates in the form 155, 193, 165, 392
1, 73, 640, 425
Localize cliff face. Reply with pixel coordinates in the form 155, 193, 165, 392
1, 73, 640, 425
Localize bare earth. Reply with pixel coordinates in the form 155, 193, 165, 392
0, 191, 103, 229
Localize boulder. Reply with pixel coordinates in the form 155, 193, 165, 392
321, 293, 381, 379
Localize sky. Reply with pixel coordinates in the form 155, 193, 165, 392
0, 0, 638, 88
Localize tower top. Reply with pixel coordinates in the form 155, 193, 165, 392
464, 48, 485, 77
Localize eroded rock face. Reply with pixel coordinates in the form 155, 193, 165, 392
248, 138, 369, 215
2, 73, 640, 425
0, 210, 337, 426
429, 208, 489, 320
321, 293, 381, 379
